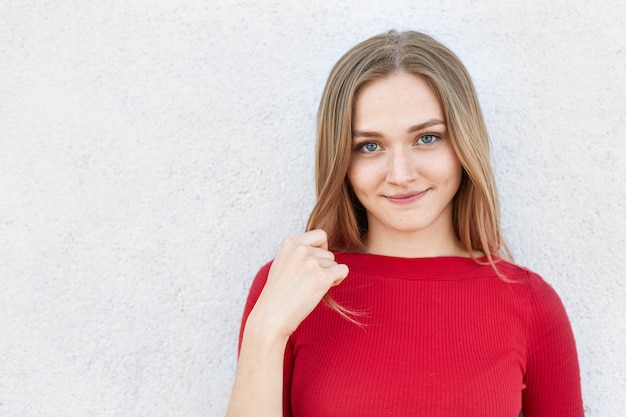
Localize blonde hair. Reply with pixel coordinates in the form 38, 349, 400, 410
306, 30, 509, 266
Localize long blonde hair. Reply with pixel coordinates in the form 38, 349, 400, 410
306, 30, 508, 266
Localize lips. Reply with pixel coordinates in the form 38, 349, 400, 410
385, 189, 429, 204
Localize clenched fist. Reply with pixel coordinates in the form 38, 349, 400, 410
246, 229, 349, 339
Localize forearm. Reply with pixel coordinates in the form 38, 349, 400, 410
227, 230, 348, 416
226, 315, 290, 417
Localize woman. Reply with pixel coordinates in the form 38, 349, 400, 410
226, 30, 584, 417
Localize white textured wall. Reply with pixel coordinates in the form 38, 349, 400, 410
1, 1, 624, 416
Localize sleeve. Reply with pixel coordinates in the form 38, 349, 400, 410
237, 261, 294, 417
522, 273, 585, 417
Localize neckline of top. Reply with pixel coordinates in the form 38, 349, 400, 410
334, 251, 499, 280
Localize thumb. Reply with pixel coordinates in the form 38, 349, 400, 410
329, 263, 349, 286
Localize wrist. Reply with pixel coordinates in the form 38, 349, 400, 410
242, 309, 292, 349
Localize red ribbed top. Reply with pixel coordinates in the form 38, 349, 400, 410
240, 253, 584, 417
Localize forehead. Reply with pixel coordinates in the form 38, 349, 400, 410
353, 72, 443, 130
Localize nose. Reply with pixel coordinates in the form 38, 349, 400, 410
386, 148, 417, 185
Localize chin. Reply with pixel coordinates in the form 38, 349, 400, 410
385, 222, 432, 234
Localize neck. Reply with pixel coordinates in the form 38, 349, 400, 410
364, 232, 467, 258
363, 216, 468, 258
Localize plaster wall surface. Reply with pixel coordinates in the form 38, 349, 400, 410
1, 1, 624, 416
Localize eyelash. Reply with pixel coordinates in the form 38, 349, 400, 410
354, 133, 442, 153
355, 142, 381, 153
417, 133, 441, 145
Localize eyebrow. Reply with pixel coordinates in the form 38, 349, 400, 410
352, 119, 446, 137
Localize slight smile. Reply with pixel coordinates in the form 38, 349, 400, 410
385, 190, 429, 205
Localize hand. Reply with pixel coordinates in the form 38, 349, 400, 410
247, 229, 349, 339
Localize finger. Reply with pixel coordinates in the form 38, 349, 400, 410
317, 258, 338, 268
309, 246, 335, 261
299, 229, 329, 250
329, 264, 349, 286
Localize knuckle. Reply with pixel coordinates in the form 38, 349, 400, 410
295, 244, 310, 257
311, 270, 329, 288
283, 236, 297, 247
303, 254, 318, 268
281, 235, 301, 252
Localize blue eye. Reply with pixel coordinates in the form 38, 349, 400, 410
359, 142, 380, 153
418, 134, 439, 145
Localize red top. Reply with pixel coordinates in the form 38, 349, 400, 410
240, 253, 584, 417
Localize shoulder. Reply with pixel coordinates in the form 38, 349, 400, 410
495, 261, 575, 337
244, 260, 273, 309
495, 260, 566, 306
497, 260, 562, 297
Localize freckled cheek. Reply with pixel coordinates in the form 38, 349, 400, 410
347, 160, 384, 196
440, 160, 463, 188
429, 148, 462, 184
